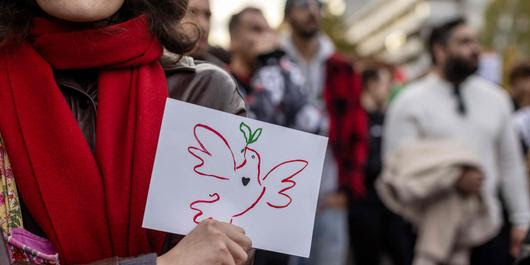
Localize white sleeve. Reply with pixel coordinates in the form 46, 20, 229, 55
498, 97, 530, 227
383, 91, 421, 161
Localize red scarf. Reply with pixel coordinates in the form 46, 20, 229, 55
0, 16, 168, 264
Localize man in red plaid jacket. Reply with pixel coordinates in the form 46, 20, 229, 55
323, 54, 368, 198
282, 0, 368, 265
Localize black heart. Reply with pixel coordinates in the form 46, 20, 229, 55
242, 177, 250, 186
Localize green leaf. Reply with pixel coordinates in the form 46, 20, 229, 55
249, 128, 262, 144
239, 122, 252, 144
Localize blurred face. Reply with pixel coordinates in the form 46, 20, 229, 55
183, 0, 211, 57
286, 0, 322, 39
446, 25, 481, 68
437, 24, 481, 83
35, 0, 125, 22
230, 11, 276, 64
366, 69, 392, 108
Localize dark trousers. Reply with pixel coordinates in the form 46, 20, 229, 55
253, 250, 290, 265
470, 221, 514, 265
349, 192, 415, 265
470, 195, 514, 265
350, 188, 515, 265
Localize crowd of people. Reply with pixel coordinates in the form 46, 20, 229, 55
1, 0, 530, 264
183, 0, 530, 265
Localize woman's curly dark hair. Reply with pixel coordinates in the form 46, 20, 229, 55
0, 0, 196, 54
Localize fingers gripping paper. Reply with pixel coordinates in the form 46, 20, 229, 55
143, 99, 328, 257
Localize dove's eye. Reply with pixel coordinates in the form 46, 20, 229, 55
251, 155, 256, 159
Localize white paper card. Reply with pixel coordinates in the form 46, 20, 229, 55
143, 98, 328, 257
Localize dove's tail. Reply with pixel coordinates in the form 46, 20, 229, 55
189, 193, 220, 224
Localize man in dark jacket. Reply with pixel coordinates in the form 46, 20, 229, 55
228, 7, 320, 265
228, 7, 311, 129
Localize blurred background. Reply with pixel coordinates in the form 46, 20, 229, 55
197, 1, 530, 264
208, 0, 529, 87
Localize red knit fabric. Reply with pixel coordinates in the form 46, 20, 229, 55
0, 16, 167, 264
324, 54, 368, 198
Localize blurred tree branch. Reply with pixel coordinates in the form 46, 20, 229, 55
481, 0, 530, 85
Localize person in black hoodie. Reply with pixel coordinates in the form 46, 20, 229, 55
348, 67, 414, 265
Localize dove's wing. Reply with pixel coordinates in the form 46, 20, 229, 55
188, 124, 237, 180
262, 160, 308, 208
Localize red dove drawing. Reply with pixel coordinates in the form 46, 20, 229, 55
187, 122, 308, 224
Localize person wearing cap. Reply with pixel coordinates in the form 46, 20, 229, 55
282, 1, 368, 265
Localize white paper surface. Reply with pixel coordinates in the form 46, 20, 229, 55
143, 98, 328, 257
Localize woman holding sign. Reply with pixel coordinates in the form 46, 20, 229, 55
0, 0, 251, 264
